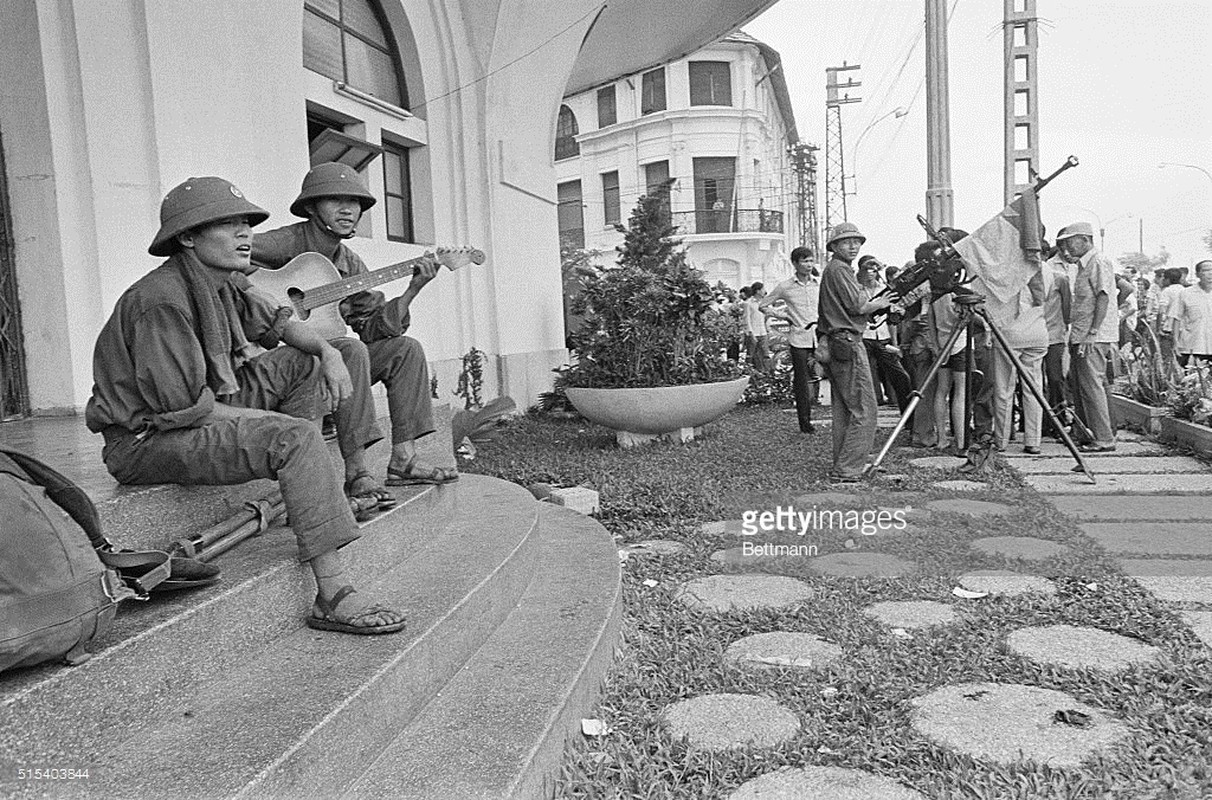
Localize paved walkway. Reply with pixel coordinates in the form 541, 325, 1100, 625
1008, 430, 1212, 646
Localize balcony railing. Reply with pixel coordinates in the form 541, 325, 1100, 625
671, 208, 784, 235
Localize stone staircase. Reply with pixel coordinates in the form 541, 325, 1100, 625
0, 411, 622, 799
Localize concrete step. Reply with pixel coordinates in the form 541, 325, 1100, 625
0, 475, 548, 798
335, 504, 622, 800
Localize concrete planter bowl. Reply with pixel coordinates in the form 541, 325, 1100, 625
566, 376, 750, 448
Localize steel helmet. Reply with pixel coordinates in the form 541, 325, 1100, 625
148, 177, 269, 257
826, 221, 867, 249
290, 162, 378, 218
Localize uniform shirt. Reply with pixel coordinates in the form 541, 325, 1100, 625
1158, 283, 1185, 334
742, 296, 767, 337
816, 257, 869, 336
85, 254, 291, 434
761, 273, 820, 348
1168, 285, 1212, 355
1043, 260, 1070, 345
1069, 248, 1120, 344
252, 221, 411, 343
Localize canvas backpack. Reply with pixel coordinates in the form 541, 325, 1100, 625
0, 449, 169, 673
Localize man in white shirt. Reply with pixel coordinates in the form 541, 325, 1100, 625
743, 282, 771, 371
1167, 260, 1212, 368
760, 247, 821, 433
1058, 222, 1118, 452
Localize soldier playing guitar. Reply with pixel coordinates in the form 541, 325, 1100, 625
251, 163, 463, 508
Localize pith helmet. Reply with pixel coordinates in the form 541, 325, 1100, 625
290, 162, 378, 218
826, 221, 867, 249
1056, 221, 1095, 242
148, 177, 269, 257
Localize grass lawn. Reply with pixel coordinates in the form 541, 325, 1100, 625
464, 404, 1212, 799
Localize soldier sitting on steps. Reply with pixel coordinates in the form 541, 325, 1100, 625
85, 176, 406, 635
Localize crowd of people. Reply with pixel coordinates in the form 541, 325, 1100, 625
745, 220, 1212, 483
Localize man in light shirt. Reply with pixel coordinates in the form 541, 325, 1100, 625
1058, 222, 1118, 452
1167, 260, 1212, 367
760, 246, 822, 434
742, 282, 771, 371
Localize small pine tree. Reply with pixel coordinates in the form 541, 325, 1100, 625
614, 179, 686, 274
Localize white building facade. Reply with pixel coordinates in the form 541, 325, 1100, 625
0, 0, 777, 419
553, 33, 800, 290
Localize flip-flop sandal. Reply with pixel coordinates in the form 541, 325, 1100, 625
306, 585, 407, 635
345, 471, 398, 509
349, 495, 378, 522
384, 456, 459, 486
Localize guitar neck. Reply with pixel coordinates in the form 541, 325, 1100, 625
299, 256, 425, 311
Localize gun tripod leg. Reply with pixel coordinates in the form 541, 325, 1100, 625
865, 313, 970, 475
976, 308, 1096, 484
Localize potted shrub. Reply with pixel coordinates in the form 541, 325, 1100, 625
557, 180, 748, 446
1160, 363, 1212, 453
1112, 323, 1173, 433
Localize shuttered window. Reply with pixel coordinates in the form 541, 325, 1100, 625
641, 68, 666, 115
688, 61, 732, 106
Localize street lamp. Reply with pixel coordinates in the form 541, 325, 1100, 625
1158, 162, 1212, 184
848, 106, 908, 194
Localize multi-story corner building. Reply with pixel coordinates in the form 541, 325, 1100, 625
553, 31, 799, 290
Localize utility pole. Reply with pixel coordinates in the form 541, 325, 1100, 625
924, 0, 953, 227
788, 142, 821, 261
825, 63, 860, 229
1003, 0, 1040, 204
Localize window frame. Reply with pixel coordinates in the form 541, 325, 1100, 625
554, 105, 580, 161
601, 171, 621, 227
381, 138, 414, 243
688, 60, 732, 107
596, 85, 617, 128
303, 0, 408, 109
641, 67, 666, 115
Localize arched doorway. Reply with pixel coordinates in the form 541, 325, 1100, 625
0, 128, 29, 421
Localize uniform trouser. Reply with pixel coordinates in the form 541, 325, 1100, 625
823, 332, 877, 477
993, 344, 1046, 449
864, 339, 913, 412
367, 336, 436, 445
789, 346, 819, 431
101, 347, 359, 562
971, 339, 996, 447
329, 337, 385, 460
907, 350, 938, 446
1068, 342, 1116, 447
1042, 342, 1070, 435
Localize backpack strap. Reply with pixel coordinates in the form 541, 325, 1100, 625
0, 448, 170, 595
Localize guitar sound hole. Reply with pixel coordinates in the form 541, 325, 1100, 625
286, 287, 309, 321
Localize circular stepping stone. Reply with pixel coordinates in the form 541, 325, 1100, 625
807, 552, 918, 578
971, 536, 1069, 560
958, 570, 1057, 597
729, 766, 925, 800
724, 632, 842, 670
710, 544, 817, 565
620, 539, 688, 557
863, 600, 957, 628
910, 682, 1129, 766
910, 456, 967, 470
933, 479, 988, 492
926, 499, 1013, 517
1007, 624, 1161, 671
676, 575, 815, 613
662, 693, 800, 750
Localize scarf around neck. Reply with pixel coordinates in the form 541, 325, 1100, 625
171, 249, 253, 398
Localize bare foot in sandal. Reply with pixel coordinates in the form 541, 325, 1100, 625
306, 585, 407, 635
345, 471, 398, 509
385, 455, 459, 486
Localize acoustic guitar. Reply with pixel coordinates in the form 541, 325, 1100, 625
249, 246, 485, 339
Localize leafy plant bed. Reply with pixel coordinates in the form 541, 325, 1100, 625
1110, 394, 1168, 435
1159, 416, 1212, 456
465, 406, 1212, 799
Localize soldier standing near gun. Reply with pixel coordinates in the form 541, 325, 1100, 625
816, 223, 893, 482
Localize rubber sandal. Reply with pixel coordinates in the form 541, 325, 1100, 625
306, 585, 407, 635
345, 471, 398, 509
384, 456, 459, 486
349, 495, 377, 522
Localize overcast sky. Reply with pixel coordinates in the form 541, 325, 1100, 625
745, 0, 1212, 267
